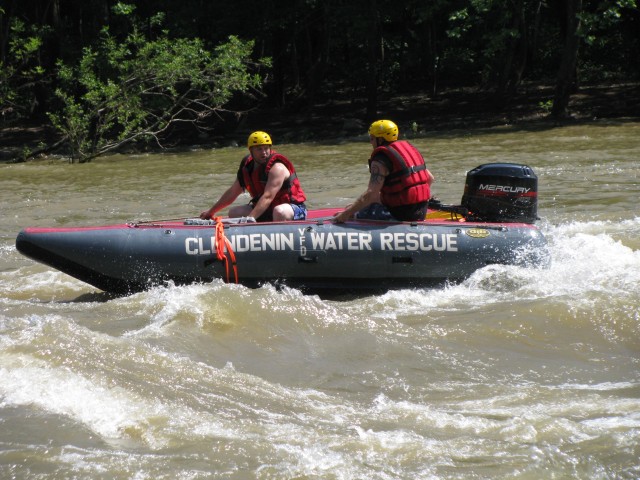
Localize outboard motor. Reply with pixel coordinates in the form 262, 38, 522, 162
461, 163, 538, 223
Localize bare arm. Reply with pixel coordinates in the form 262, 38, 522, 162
334, 160, 388, 223
426, 168, 435, 185
200, 179, 244, 219
249, 162, 289, 219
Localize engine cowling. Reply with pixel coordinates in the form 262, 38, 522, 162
461, 163, 538, 223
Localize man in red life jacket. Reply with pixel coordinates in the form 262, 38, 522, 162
334, 120, 434, 223
200, 131, 307, 222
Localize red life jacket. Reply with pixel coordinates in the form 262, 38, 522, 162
239, 152, 306, 213
369, 141, 431, 207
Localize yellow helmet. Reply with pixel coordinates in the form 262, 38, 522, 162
368, 120, 398, 142
247, 131, 272, 148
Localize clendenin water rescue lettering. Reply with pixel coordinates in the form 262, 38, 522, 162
185, 230, 459, 254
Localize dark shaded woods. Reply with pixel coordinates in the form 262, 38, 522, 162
1, 0, 639, 159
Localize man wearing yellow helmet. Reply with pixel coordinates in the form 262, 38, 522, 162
334, 120, 434, 223
200, 131, 307, 222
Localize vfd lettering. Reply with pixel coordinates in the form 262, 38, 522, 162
380, 232, 458, 251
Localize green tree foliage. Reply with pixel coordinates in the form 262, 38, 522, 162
580, 0, 640, 82
47, 5, 268, 161
0, 12, 49, 122
2, 0, 639, 159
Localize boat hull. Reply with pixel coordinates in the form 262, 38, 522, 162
16, 213, 549, 295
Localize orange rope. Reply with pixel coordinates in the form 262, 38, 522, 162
214, 217, 238, 283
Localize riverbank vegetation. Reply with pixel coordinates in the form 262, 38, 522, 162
1, 0, 639, 162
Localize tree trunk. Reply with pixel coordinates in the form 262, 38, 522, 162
503, 0, 528, 96
366, 0, 379, 120
304, 2, 331, 107
552, 0, 582, 119
430, 19, 439, 97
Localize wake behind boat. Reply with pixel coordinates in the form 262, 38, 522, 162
15, 163, 550, 295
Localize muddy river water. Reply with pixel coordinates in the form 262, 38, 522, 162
1, 120, 639, 478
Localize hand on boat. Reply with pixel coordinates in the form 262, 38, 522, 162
333, 210, 351, 223
200, 209, 213, 220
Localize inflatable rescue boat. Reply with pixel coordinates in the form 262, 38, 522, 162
16, 163, 549, 295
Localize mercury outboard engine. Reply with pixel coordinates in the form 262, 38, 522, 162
461, 163, 538, 223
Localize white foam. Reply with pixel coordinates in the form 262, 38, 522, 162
0, 353, 166, 446
351, 217, 640, 320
